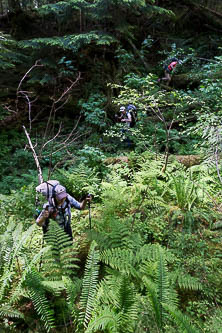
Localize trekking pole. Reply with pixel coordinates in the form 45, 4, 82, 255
88, 200, 92, 230
87, 194, 92, 230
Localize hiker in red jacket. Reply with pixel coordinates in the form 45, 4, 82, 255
158, 58, 181, 86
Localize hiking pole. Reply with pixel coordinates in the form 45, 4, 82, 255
88, 201, 92, 230
87, 194, 92, 230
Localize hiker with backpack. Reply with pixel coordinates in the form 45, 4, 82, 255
158, 57, 181, 86
119, 105, 132, 127
126, 104, 137, 128
116, 104, 137, 128
36, 181, 92, 241
115, 104, 137, 147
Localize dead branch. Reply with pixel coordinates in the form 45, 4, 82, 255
17, 60, 43, 95
23, 125, 43, 184
148, 103, 175, 173
54, 72, 81, 104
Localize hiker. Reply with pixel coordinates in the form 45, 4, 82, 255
158, 57, 181, 86
119, 105, 132, 127
126, 104, 137, 128
115, 105, 133, 147
36, 184, 92, 241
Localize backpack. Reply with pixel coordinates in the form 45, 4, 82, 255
127, 104, 138, 128
36, 180, 66, 207
163, 57, 179, 71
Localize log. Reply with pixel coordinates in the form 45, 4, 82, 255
171, 70, 222, 89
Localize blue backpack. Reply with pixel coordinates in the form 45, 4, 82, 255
127, 104, 138, 127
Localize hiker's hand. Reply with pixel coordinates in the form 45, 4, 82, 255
36, 209, 49, 226
43, 209, 50, 218
86, 194, 92, 202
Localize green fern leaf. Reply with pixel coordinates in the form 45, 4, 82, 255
163, 303, 201, 333
142, 277, 162, 329
0, 304, 24, 319
86, 307, 120, 333
79, 241, 100, 328
24, 269, 55, 332
42, 220, 79, 280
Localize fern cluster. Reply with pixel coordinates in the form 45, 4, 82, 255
42, 220, 80, 280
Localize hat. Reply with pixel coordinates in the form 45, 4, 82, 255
120, 106, 125, 112
55, 185, 67, 201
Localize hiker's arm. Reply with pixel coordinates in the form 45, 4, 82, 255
68, 194, 92, 210
36, 208, 50, 226
121, 113, 132, 123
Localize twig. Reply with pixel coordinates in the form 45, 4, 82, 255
54, 72, 81, 104
17, 60, 43, 95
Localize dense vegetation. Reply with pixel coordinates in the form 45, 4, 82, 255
0, 0, 222, 332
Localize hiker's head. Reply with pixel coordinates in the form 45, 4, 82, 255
120, 106, 126, 113
55, 185, 67, 204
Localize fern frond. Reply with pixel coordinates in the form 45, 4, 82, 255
41, 280, 65, 295
136, 243, 175, 264
24, 269, 55, 332
0, 222, 37, 302
8, 246, 50, 305
63, 276, 82, 316
92, 219, 135, 251
163, 303, 201, 333
100, 247, 138, 277
157, 249, 170, 305
79, 241, 100, 328
42, 221, 79, 280
117, 275, 138, 331
170, 270, 203, 291
142, 277, 162, 329
86, 307, 120, 333
0, 304, 24, 319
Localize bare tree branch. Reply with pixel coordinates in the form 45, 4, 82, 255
148, 103, 175, 173
23, 125, 43, 184
54, 72, 81, 104
17, 60, 43, 95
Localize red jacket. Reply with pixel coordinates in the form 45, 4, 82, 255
168, 61, 177, 71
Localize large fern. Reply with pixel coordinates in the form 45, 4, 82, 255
79, 240, 100, 329
42, 220, 80, 280
0, 221, 36, 302
142, 246, 178, 330
86, 273, 138, 333
24, 269, 55, 332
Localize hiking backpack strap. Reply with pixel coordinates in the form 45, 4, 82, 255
50, 183, 59, 207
